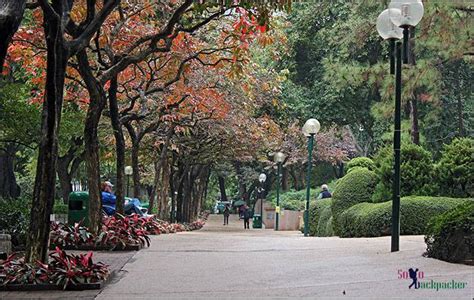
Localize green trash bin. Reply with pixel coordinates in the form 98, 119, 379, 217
68, 191, 90, 227
252, 214, 262, 229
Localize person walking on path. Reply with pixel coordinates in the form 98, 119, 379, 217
223, 204, 230, 225
243, 206, 251, 229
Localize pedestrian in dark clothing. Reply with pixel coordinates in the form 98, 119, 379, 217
243, 206, 251, 229
317, 184, 332, 199
239, 205, 245, 219
223, 205, 230, 225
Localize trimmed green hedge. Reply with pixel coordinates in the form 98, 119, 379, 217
347, 157, 375, 173
331, 168, 377, 235
338, 196, 471, 238
308, 198, 333, 236
425, 200, 474, 264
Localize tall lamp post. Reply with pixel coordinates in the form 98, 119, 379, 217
258, 173, 267, 229
376, 1, 423, 252
125, 166, 133, 198
274, 152, 286, 231
302, 118, 320, 237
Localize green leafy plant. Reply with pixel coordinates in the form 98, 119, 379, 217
272, 180, 338, 211
331, 168, 378, 235
308, 198, 333, 236
435, 138, 473, 197
53, 203, 68, 215
338, 196, 471, 237
372, 144, 435, 203
346, 157, 375, 173
425, 200, 474, 264
0, 198, 30, 248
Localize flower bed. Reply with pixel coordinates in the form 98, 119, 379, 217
0, 247, 109, 290
50, 211, 209, 250
50, 215, 150, 251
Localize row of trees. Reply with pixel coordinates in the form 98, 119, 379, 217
0, 0, 301, 263
2, 0, 354, 265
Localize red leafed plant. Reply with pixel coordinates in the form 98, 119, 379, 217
49, 211, 209, 250
0, 248, 109, 289
50, 221, 94, 248
50, 215, 151, 250
46, 247, 109, 289
98, 215, 151, 250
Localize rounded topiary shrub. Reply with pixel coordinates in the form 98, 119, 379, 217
425, 200, 474, 264
338, 196, 471, 238
436, 138, 473, 197
331, 168, 378, 235
372, 143, 435, 203
308, 198, 333, 236
346, 157, 376, 173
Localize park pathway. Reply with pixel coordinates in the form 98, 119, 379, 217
96, 214, 473, 299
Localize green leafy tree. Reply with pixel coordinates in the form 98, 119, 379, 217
436, 138, 473, 197
373, 144, 435, 202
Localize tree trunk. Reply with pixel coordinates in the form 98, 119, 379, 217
148, 159, 158, 214
57, 157, 72, 204
217, 175, 227, 201
149, 128, 173, 214
175, 162, 187, 222
0, 0, 26, 73
299, 168, 306, 189
108, 76, 125, 214
26, 10, 68, 263
202, 168, 211, 210
457, 72, 465, 137
282, 167, 289, 191
410, 98, 420, 145
57, 137, 83, 203
169, 153, 177, 222
131, 141, 141, 198
289, 167, 299, 190
77, 49, 107, 235
0, 143, 20, 199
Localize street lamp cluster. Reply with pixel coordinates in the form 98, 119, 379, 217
376, 0, 424, 252
268, 118, 320, 232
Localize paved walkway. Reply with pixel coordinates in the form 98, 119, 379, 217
96, 214, 472, 299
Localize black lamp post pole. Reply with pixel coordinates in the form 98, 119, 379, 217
391, 41, 402, 252
275, 162, 281, 231
304, 134, 315, 237
260, 183, 264, 229
126, 175, 130, 198
389, 39, 396, 75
